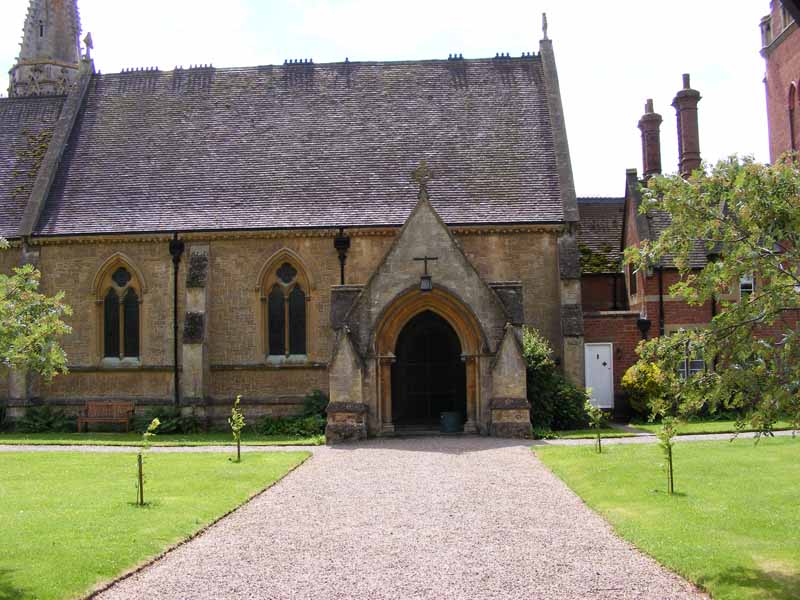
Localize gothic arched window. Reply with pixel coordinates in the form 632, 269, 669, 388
263, 261, 308, 357
101, 266, 141, 359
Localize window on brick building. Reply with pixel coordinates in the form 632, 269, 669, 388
628, 266, 638, 297
100, 265, 141, 359
761, 16, 773, 47
739, 274, 755, 298
263, 259, 308, 358
678, 356, 705, 380
781, 4, 793, 30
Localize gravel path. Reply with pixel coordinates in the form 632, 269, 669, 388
93, 437, 703, 600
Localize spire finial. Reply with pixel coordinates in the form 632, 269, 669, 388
83, 32, 93, 60
542, 13, 549, 40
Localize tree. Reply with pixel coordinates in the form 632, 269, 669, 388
228, 395, 246, 463
0, 238, 72, 380
584, 399, 607, 453
137, 418, 160, 506
657, 417, 679, 495
626, 156, 800, 433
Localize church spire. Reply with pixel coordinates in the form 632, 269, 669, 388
8, 0, 83, 97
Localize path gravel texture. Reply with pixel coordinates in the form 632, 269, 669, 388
93, 437, 704, 600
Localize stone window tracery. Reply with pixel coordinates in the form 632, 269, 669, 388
264, 261, 307, 357
97, 263, 142, 361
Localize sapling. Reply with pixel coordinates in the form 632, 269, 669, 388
228, 395, 246, 463
136, 418, 160, 506
585, 399, 607, 454
657, 417, 678, 496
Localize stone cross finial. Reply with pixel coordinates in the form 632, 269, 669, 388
411, 160, 434, 200
84, 32, 93, 59
542, 13, 549, 40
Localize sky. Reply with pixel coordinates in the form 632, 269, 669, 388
0, 1, 772, 197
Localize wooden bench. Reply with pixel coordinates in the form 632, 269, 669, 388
77, 402, 135, 432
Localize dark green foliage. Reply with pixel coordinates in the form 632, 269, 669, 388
303, 389, 329, 417
17, 405, 76, 433
531, 426, 558, 440
579, 243, 620, 274
256, 414, 325, 437
255, 389, 329, 437
133, 406, 202, 434
523, 327, 589, 431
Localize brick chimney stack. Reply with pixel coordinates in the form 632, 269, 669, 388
672, 73, 702, 177
638, 98, 663, 180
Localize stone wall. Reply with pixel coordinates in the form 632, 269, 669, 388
459, 229, 562, 355
5, 224, 566, 428
37, 240, 177, 368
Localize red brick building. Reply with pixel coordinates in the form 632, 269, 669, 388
580, 76, 729, 415
581, 59, 800, 416
761, 1, 800, 160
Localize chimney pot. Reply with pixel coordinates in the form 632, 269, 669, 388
638, 99, 663, 179
673, 74, 702, 177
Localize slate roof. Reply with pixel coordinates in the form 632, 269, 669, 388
0, 57, 565, 237
0, 96, 65, 238
649, 209, 708, 268
576, 197, 624, 272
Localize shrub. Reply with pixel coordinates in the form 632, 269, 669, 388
522, 327, 589, 430
256, 414, 325, 437
303, 389, 329, 418
133, 406, 202, 434
253, 389, 329, 438
17, 405, 76, 433
621, 362, 667, 418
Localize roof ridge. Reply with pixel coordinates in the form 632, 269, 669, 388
95, 55, 543, 78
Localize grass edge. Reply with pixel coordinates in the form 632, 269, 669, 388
530, 446, 712, 599
80, 452, 312, 600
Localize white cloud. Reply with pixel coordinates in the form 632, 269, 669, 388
0, 0, 772, 195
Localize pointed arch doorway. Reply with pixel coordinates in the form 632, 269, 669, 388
391, 310, 466, 430
374, 288, 482, 434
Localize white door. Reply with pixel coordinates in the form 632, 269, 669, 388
585, 343, 614, 409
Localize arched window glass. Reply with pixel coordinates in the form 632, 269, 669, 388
104, 288, 120, 358
100, 265, 141, 359
123, 288, 140, 358
289, 285, 307, 355
264, 261, 308, 357
268, 284, 286, 356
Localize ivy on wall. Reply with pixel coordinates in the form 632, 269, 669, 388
579, 243, 621, 274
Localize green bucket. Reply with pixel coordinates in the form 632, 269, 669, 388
440, 411, 463, 433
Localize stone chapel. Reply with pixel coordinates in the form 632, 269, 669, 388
0, 0, 585, 441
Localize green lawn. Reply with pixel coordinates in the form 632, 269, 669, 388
0, 431, 324, 446
630, 419, 796, 436
552, 427, 636, 440
536, 438, 800, 600
0, 451, 310, 600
